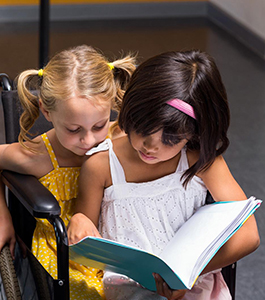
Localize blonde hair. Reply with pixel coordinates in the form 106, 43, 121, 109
17, 45, 136, 148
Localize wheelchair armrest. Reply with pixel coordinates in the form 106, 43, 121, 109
1, 170, 61, 218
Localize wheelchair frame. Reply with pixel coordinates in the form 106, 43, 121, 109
1, 171, 70, 299
0, 73, 70, 299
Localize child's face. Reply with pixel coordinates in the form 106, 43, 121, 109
129, 130, 188, 165
48, 95, 111, 156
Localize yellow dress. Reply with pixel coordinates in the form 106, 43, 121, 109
31, 133, 104, 299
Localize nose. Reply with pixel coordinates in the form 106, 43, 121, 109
80, 131, 96, 148
143, 136, 159, 152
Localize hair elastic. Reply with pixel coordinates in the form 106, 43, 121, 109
38, 69, 44, 77
107, 62, 114, 70
166, 98, 196, 120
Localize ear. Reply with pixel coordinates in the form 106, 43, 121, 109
39, 98, 52, 122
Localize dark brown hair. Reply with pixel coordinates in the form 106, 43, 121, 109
119, 50, 230, 186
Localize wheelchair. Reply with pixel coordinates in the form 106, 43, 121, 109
0, 73, 236, 300
0, 73, 67, 300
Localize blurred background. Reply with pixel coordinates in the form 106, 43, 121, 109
0, 1, 264, 299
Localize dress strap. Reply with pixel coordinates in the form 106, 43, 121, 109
107, 139, 127, 185
41, 133, 60, 170
86, 139, 110, 155
176, 147, 189, 172
86, 139, 126, 185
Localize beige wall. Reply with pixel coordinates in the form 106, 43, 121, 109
210, 0, 265, 40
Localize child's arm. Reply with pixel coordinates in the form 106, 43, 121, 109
0, 143, 38, 173
198, 155, 260, 273
0, 175, 16, 259
0, 143, 28, 258
68, 151, 110, 245
155, 154, 259, 297
0, 141, 45, 257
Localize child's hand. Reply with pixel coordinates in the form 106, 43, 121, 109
67, 213, 101, 245
0, 208, 16, 259
153, 273, 186, 300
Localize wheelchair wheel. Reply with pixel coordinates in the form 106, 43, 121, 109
27, 251, 52, 300
0, 245, 21, 300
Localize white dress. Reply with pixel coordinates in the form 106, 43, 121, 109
88, 139, 231, 300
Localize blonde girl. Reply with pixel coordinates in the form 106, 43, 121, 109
0, 44, 136, 299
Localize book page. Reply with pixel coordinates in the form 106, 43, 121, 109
159, 197, 261, 288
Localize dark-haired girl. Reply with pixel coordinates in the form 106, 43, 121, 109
68, 50, 260, 300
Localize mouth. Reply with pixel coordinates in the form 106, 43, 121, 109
139, 150, 157, 161
78, 147, 92, 154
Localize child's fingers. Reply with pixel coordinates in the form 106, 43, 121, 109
161, 281, 171, 298
67, 213, 101, 245
9, 236, 16, 260
153, 273, 187, 300
153, 273, 164, 295
67, 226, 84, 245
167, 287, 186, 300
67, 232, 76, 245
153, 273, 171, 297
92, 228, 101, 238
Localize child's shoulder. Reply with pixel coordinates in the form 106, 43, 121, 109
0, 135, 50, 175
111, 135, 124, 146
82, 147, 112, 187
188, 151, 228, 183
112, 136, 134, 160
83, 147, 110, 173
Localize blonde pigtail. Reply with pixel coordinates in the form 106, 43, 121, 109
108, 54, 137, 138
111, 54, 137, 112
17, 69, 41, 149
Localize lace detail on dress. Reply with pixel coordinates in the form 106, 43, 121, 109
97, 139, 229, 300
98, 139, 207, 256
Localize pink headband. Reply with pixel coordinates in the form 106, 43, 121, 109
166, 98, 196, 120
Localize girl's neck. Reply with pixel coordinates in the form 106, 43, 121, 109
113, 136, 182, 183
46, 129, 84, 167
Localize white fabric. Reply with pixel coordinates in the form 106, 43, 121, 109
90, 139, 231, 300
99, 139, 207, 255
86, 139, 110, 156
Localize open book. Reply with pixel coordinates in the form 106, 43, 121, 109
69, 197, 261, 291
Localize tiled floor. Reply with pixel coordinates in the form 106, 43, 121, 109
0, 16, 265, 299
